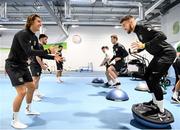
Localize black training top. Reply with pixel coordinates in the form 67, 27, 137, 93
56, 49, 63, 64
30, 43, 54, 66
134, 24, 176, 62
6, 29, 50, 66
110, 43, 128, 62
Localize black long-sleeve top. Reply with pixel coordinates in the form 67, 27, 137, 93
6, 29, 51, 66
134, 24, 176, 63
110, 43, 128, 63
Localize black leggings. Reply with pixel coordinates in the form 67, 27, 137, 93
144, 58, 172, 101
173, 58, 180, 84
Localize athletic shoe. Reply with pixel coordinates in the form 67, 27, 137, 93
57, 79, 63, 83
33, 95, 42, 102
157, 111, 166, 118
36, 91, 45, 98
142, 107, 159, 117
112, 82, 121, 86
103, 82, 111, 88
143, 100, 157, 107
11, 120, 28, 129
25, 109, 40, 115
171, 97, 180, 104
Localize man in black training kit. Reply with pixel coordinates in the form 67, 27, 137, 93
120, 15, 176, 117
107, 34, 128, 89
5, 14, 62, 129
56, 45, 64, 83
30, 34, 55, 101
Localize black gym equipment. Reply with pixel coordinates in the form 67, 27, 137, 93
118, 63, 130, 77
91, 78, 104, 84
128, 49, 149, 80
132, 103, 174, 128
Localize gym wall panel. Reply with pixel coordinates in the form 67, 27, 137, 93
161, 3, 180, 78
0, 25, 153, 71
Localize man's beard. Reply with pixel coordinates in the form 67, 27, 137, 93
127, 25, 133, 34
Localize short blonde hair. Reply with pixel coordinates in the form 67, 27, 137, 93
111, 34, 118, 40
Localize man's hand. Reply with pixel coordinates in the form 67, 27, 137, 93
41, 64, 48, 70
54, 54, 63, 63
131, 41, 145, 52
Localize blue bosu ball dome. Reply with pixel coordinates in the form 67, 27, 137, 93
106, 89, 129, 101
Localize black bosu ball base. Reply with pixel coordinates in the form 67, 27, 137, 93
132, 103, 174, 129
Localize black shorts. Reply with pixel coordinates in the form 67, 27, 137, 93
173, 58, 180, 76
5, 61, 33, 87
30, 64, 42, 76
56, 62, 63, 70
111, 61, 125, 72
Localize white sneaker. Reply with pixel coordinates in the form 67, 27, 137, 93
36, 91, 45, 98
57, 79, 63, 83
11, 120, 28, 129
25, 109, 40, 115
33, 95, 42, 102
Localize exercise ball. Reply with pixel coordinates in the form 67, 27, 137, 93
106, 89, 129, 101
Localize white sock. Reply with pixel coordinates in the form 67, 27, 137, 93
12, 112, 19, 121
34, 89, 38, 96
173, 91, 178, 99
151, 93, 157, 104
108, 80, 112, 85
112, 78, 119, 84
26, 103, 31, 111
156, 100, 164, 113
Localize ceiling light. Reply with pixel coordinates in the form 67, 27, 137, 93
72, 25, 79, 28
114, 26, 120, 29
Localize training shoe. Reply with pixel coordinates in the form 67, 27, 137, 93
171, 97, 180, 104
112, 82, 121, 86
157, 111, 166, 118
25, 109, 40, 115
57, 79, 64, 83
143, 100, 157, 107
103, 82, 111, 88
33, 95, 42, 102
11, 120, 28, 129
36, 91, 45, 98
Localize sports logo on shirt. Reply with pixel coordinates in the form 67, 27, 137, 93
18, 77, 24, 82
139, 35, 143, 41
34, 41, 36, 46
147, 27, 151, 31
37, 72, 40, 76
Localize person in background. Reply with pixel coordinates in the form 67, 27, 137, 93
171, 43, 180, 103
30, 34, 57, 101
107, 35, 128, 89
100, 46, 112, 87
56, 45, 65, 83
